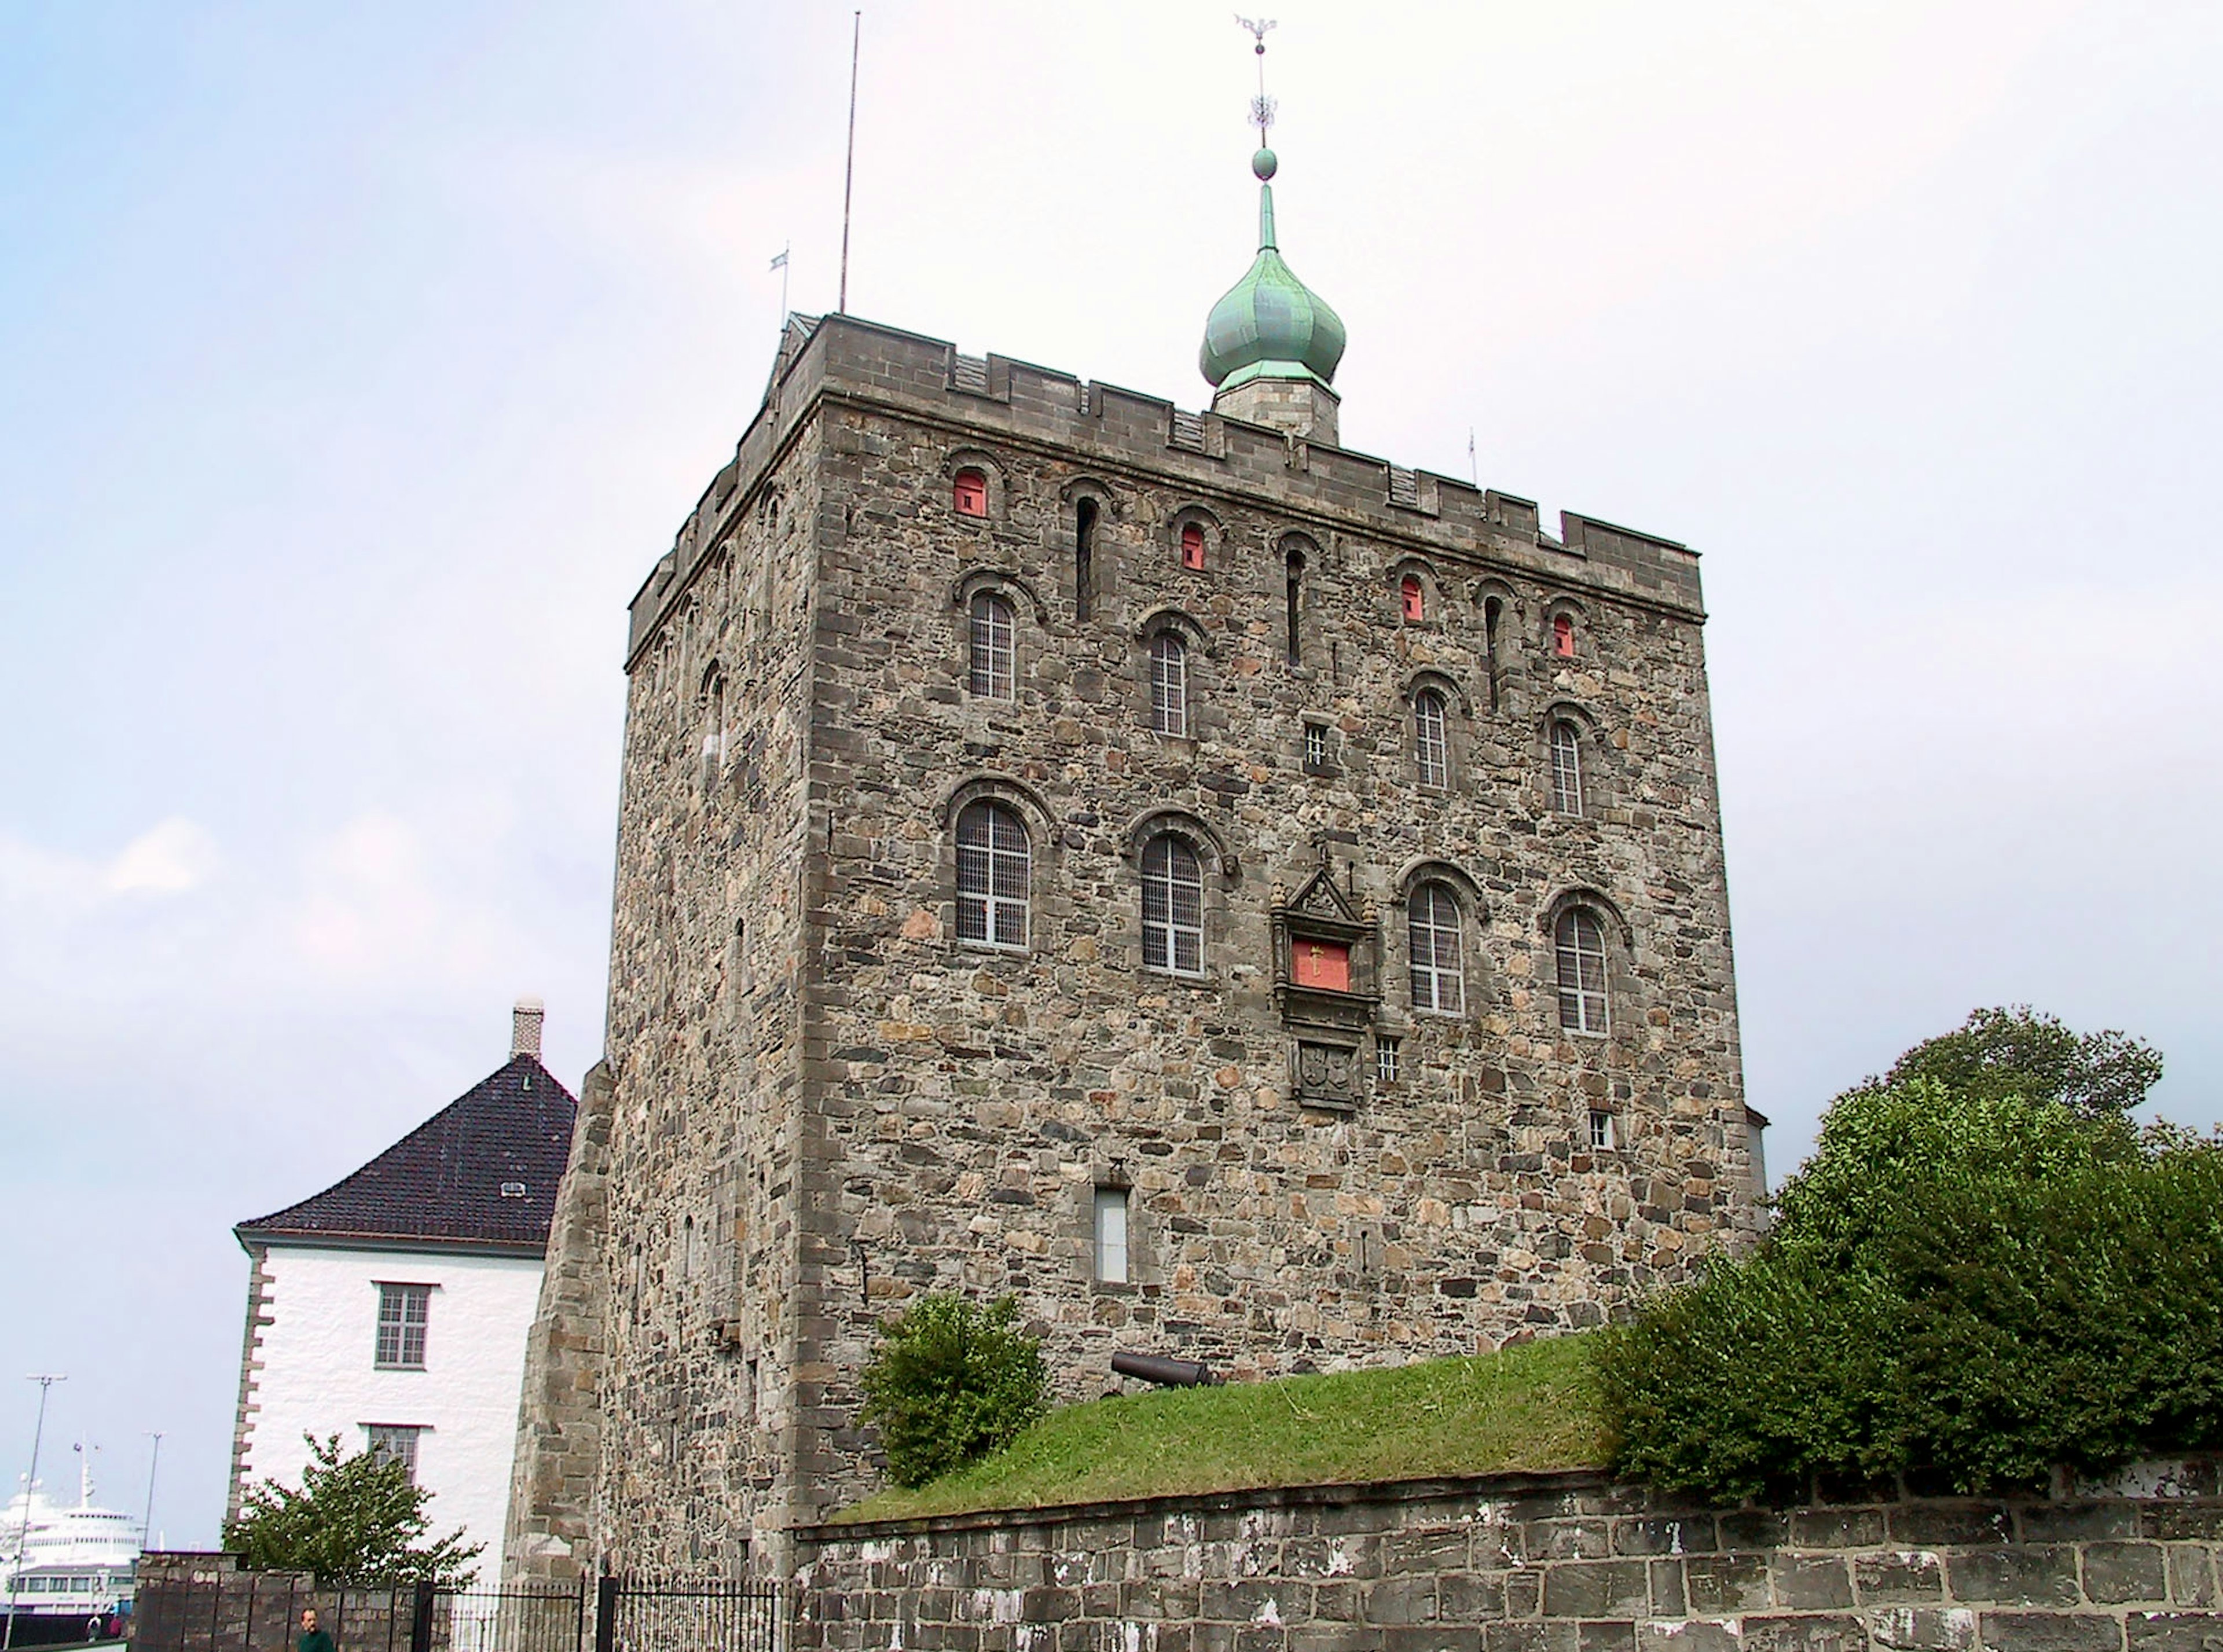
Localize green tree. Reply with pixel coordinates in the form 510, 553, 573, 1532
223, 1435, 481, 1585
1593, 1012, 2223, 1502
1880, 1004, 2162, 1114
859, 1293, 1048, 1488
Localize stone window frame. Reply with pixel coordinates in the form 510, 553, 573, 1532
1539, 886, 1637, 1044
1132, 606, 1215, 745
1472, 578, 1518, 715
1121, 808, 1239, 986
1277, 530, 1324, 671
1535, 701, 1609, 820
1389, 858, 1490, 1025
1388, 555, 1444, 630
1168, 504, 1221, 574
1301, 713, 1339, 776
950, 568, 1050, 704
941, 447, 1010, 528
1541, 592, 1591, 664
696, 660, 728, 783
938, 776, 1059, 961
1060, 476, 1122, 625
1076, 1158, 1147, 1293
953, 798, 1032, 952
1402, 669, 1472, 794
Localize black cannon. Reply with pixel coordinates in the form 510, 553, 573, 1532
1111, 1351, 1222, 1387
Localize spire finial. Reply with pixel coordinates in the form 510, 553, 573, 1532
1235, 16, 1278, 178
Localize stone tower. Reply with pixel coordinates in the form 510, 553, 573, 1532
504, 134, 1760, 1582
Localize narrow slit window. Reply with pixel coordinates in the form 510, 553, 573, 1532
1400, 574, 1424, 622
1553, 612, 1577, 658
1140, 834, 1205, 976
1407, 882, 1465, 1015
968, 592, 1015, 698
374, 1283, 430, 1370
1284, 550, 1304, 666
952, 468, 989, 517
1483, 597, 1503, 712
700, 667, 726, 768
1550, 720, 1583, 815
955, 801, 1030, 949
1074, 498, 1097, 622
1413, 689, 1450, 788
1556, 908, 1610, 1035
1180, 522, 1206, 570
1150, 633, 1188, 736
1094, 1187, 1130, 1284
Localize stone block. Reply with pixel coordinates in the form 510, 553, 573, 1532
1973, 1614, 2122, 1651
1539, 1562, 1648, 1621
2126, 1613, 2223, 1650
1437, 1573, 1509, 1623
2085, 1545, 2169, 1606
1947, 1548, 2082, 1607
1635, 1624, 1743, 1652
2167, 1548, 2218, 1608
1362, 1577, 1439, 1626
1892, 1507, 2012, 1548
1868, 1606, 1976, 1650
1612, 1519, 1712, 1558
1739, 1617, 1866, 1651
1791, 1510, 1887, 1549
1685, 1554, 1772, 1614
1858, 1551, 1946, 1605
1381, 1628, 1483, 1652
1481, 1627, 1580, 1652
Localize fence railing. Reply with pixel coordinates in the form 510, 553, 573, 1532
592, 1580, 782, 1652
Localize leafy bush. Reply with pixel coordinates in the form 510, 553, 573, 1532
859, 1293, 1048, 1488
223, 1434, 480, 1585
1593, 1016, 2223, 1502
1881, 1005, 2162, 1114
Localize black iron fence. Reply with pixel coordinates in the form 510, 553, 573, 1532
592, 1580, 782, 1652
131, 1565, 780, 1652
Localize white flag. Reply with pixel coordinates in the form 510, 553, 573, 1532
769, 250, 788, 271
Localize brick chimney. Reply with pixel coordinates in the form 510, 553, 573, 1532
511, 996, 546, 1059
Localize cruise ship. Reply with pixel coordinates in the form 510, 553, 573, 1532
1, 1462, 140, 1647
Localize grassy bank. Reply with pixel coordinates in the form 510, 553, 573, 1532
837, 1332, 1608, 1523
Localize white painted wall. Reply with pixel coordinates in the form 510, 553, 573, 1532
237, 1244, 542, 1584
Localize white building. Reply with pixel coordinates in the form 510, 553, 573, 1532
227, 1003, 578, 1584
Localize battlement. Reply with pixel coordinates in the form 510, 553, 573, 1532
628, 314, 1703, 666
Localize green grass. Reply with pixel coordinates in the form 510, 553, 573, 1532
836, 1332, 1609, 1523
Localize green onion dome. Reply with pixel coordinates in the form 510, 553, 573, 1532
1198, 149, 1347, 392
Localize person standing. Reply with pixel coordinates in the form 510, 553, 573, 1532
298, 1607, 335, 1652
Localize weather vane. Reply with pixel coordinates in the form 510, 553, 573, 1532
1236, 15, 1276, 149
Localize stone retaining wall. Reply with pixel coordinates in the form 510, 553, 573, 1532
791, 1464, 2223, 1651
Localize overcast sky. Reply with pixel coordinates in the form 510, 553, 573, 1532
3, 0, 2218, 1549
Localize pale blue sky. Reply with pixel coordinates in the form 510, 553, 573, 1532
3, 1, 2218, 1546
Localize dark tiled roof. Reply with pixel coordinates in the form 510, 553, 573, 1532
237, 1055, 577, 1254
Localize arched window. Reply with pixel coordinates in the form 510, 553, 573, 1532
1284, 549, 1304, 665
1150, 633, 1188, 736
968, 592, 1015, 697
700, 667, 727, 767
952, 468, 989, 518
1140, 835, 1205, 976
1556, 908, 1609, 1035
1550, 720, 1583, 815
1483, 597, 1503, 712
1400, 574, 1424, 622
1407, 882, 1464, 1015
1413, 688, 1450, 788
1180, 522, 1206, 570
1553, 612, 1577, 658
955, 802, 1029, 949
1074, 498, 1098, 622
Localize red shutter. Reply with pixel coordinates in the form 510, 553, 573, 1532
1401, 575, 1424, 621
953, 469, 988, 517
1553, 614, 1576, 656
1180, 523, 1206, 569
1292, 938, 1352, 992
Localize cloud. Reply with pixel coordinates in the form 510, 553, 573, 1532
106, 817, 221, 895
0, 816, 219, 909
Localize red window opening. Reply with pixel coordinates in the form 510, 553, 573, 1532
952, 468, 988, 517
1553, 613, 1576, 657
1180, 523, 1206, 570
1292, 938, 1352, 992
1400, 574, 1424, 622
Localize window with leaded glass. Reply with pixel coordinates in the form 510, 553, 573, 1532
955, 801, 1029, 949
1556, 908, 1610, 1035
374, 1283, 430, 1370
1150, 633, 1188, 736
1550, 719, 1583, 815
1407, 882, 1464, 1015
1413, 689, 1450, 788
1140, 835, 1205, 977
968, 592, 1015, 698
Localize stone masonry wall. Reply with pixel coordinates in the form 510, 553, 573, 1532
793, 1463, 2223, 1652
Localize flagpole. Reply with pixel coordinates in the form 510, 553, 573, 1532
839, 10, 860, 314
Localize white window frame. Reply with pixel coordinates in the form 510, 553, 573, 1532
1556, 908, 1611, 1036
1140, 834, 1206, 978
363, 1423, 425, 1482
1588, 1109, 1616, 1151
1414, 689, 1450, 788
1550, 720, 1584, 816
1375, 1036, 1401, 1085
1093, 1186, 1131, 1285
1150, 633, 1188, 736
955, 801, 1030, 950
1407, 882, 1465, 1015
373, 1283, 431, 1370
968, 592, 1015, 699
